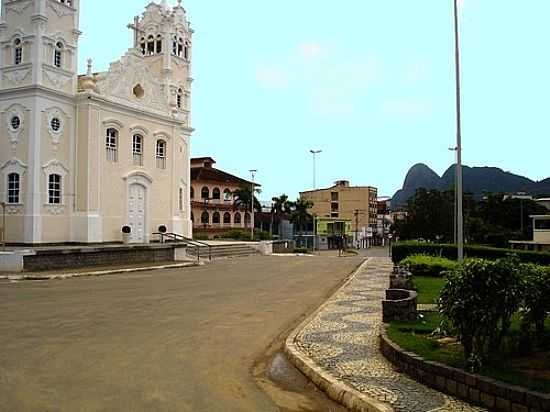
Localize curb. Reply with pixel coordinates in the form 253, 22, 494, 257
1, 261, 201, 281
283, 258, 393, 412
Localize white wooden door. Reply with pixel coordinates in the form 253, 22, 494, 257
128, 184, 146, 243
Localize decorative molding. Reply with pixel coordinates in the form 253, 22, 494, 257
6, 0, 32, 15
3, 68, 30, 85
1, 157, 28, 176
45, 204, 66, 215
48, 0, 75, 18
44, 68, 72, 89
129, 125, 150, 136
102, 118, 125, 130
124, 171, 154, 185
153, 131, 171, 141
6, 108, 25, 151
45, 108, 66, 150
6, 205, 24, 215
42, 159, 69, 177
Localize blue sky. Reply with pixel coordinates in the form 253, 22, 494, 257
79, 0, 550, 200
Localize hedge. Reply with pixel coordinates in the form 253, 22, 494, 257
399, 255, 458, 277
392, 242, 550, 266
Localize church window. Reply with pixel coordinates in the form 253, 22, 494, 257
140, 37, 146, 55
176, 88, 183, 109
179, 188, 184, 211
212, 188, 221, 200
133, 84, 144, 99
10, 115, 21, 131
201, 186, 209, 199
14, 39, 23, 65
7, 173, 20, 204
223, 212, 231, 225
133, 134, 143, 166
54, 42, 63, 68
201, 211, 209, 225
147, 35, 155, 56
177, 38, 184, 58
184, 41, 190, 60
106, 128, 118, 162
48, 174, 62, 204
191, 212, 194, 223
57, 0, 72, 6
50, 117, 61, 132
190, 186, 195, 199
156, 140, 167, 169
234, 212, 242, 225
156, 35, 163, 53
213, 212, 220, 225
172, 36, 178, 55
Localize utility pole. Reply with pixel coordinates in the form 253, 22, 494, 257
310, 150, 322, 189
453, 0, 464, 262
250, 169, 257, 241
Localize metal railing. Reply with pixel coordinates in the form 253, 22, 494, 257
153, 232, 211, 263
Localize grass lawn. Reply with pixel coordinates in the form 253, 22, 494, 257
387, 313, 550, 393
414, 276, 446, 305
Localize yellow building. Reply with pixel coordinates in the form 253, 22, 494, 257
0, 1, 193, 244
300, 180, 378, 245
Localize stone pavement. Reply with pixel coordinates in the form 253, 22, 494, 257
292, 257, 486, 412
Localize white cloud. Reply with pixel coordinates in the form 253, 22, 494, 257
312, 88, 356, 116
298, 41, 326, 60
254, 63, 289, 89
381, 98, 433, 117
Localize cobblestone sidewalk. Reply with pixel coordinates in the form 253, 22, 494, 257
293, 257, 486, 412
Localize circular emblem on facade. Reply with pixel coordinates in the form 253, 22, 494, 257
50, 117, 61, 132
10, 115, 21, 131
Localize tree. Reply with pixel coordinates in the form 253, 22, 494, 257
233, 186, 261, 213
290, 198, 313, 233
270, 194, 291, 235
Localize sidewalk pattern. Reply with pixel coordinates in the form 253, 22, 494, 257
293, 257, 486, 412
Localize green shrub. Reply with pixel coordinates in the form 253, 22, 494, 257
520, 265, 550, 348
439, 257, 524, 370
392, 241, 550, 266
294, 247, 309, 254
400, 255, 457, 277
221, 230, 248, 240
254, 230, 273, 241
193, 234, 209, 241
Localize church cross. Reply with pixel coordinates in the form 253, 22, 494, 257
127, 16, 144, 47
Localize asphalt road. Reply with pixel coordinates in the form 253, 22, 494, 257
0, 255, 363, 412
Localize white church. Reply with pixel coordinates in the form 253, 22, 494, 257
0, 0, 194, 244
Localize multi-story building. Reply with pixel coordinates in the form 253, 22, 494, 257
0, 0, 193, 244
300, 180, 378, 246
190, 157, 256, 238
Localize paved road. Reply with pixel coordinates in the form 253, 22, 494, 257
0, 255, 363, 412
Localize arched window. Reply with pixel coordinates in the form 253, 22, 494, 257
140, 37, 146, 55
14, 38, 23, 65
106, 128, 118, 162
223, 212, 231, 225
184, 41, 190, 60
191, 212, 194, 223
179, 188, 184, 211
147, 35, 155, 56
201, 211, 209, 225
172, 36, 178, 55
54, 42, 63, 68
212, 188, 221, 200
176, 88, 183, 110
245, 213, 251, 227
223, 189, 232, 202
132, 134, 143, 166
213, 212, 221, 224
201, 186, 209, 199
156, 140, 166, 169
48, 174, 62, 204
178, 37, 184, 57
190, 186, 195, 199
7, 173, 20, 204
234, 212, 242, 225
156, 35, 163, 54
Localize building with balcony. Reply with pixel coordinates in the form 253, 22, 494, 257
190, 157, 256, 238
300, 180, 378, 246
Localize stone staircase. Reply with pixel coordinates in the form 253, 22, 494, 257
186, 243, 262, 260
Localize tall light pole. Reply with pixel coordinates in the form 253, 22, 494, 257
310, 150, 322, 189
249, 169, 257, 240
453, 0, 464, 262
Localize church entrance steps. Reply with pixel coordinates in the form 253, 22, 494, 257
186, 243, 263, 260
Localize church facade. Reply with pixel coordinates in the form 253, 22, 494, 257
0, 0, 193, 244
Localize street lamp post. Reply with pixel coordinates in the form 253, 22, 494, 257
309, 150, 322, 190
453, 0, 464, 262
249, 169, 257, 240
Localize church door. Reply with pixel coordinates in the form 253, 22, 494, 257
128, 183, 147, 243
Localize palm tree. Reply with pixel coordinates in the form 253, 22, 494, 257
233, 186, 261, 213
270, 194, 292, 235
290, 198, 313, 233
